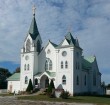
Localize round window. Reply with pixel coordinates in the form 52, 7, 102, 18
62, 51, 67, 56
47, 49, 51, 54
25, 55, 29, 60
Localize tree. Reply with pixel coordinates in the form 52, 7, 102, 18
106, 84, 110, 88
47, 79, 55, 96
0, 68, 11, 89
26, 79, 33, 93
14, 67, 20, 73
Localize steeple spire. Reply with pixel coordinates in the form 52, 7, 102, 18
28, 5, 39, 40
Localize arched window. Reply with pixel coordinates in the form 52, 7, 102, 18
78, 62, 80, 70
25, 76, 28, 84
45, 60, 48, 70
24, 64, 26, 70
76, 75, 79, 85
35, 78, 38, 85
65, 61, 68, 68
76, 52, 79, 58
62, 75, 66, 85
49, 60, 52, 70
26, 39, 31, 52
27, 64, 29, 70
61, 61, 63, 69
37, 40, 41, 53
84, 75, 86, 86
76, 62, 77, 70
93, 72, 96, 86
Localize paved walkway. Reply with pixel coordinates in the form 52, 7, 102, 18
0, 96, 95, 105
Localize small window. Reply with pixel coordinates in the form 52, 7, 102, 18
25, 76, 28, 84
78, 62, 80, 70
84, 75, 86, 86
49, 60, 52, 70
76, 75, 79, 85
27, 64, 29, 70
62, 75, 66, 85
61, 61, 63, 69
35, 79, 38, 85
62, 51, 67, 56
93, 73, 96, 86
65, 61, 68, 69
26, 39, 31, 52
76, 62, 77, 70
37, 40, 41, 53
76, 52, 79, 58
24, 64, 26, 70
45, 60, 48, 70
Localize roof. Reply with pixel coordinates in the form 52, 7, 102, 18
82, 56, 96, 70
49, 41, 58, 47
65, 32, 76, 45
7, 73, 20, 81
57, 32, 81, 49
29, 15, 39, 40
35, 71, 56, 78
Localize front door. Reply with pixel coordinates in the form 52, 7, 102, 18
9, 85, 12, 92
45, 77, 49, 88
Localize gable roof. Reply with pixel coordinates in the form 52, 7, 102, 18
29, 16, 39, 40
35, 71, 56, 78
7, 73, 20, 81
44, 40, 58, 50
57, 32, 82, 50
82, 56, 95, 70
49, 41, 58, 47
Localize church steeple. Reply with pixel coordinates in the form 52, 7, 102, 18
29, 5, 39, 40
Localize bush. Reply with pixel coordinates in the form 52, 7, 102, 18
60, 90, 70, 99
47, 80, 55, 97
26, 79, 33, 93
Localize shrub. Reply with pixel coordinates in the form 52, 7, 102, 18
47, 80, 55, 97
26, 79, 33, 93
60, 90, 70, 99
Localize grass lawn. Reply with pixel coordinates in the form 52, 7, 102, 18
18, 95, 110, 105
0, 93, 14, 96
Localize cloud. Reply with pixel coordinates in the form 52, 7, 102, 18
0, 0, 109, 83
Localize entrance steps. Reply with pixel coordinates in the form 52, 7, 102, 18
35, 88, 47, 95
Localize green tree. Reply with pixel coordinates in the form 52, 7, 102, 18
13, 67, 20, 73
26, 79, 33, 93
0, 68, 11, 89
47, 79, 55, 96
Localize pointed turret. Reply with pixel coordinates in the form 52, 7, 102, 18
65, 32, 76, 45
29, 5, 39, 40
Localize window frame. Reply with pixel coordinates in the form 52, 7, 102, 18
26, 39, 31, 52
61, 61, 63, 69
62, 75, 66, 85
25, 76, 28, 84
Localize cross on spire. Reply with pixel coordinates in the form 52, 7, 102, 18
32, 5, 36, 16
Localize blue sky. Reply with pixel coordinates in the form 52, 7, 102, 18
0, 0, 110, 84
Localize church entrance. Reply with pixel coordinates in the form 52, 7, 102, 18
45, 77, 49, 88
40, 75, 49, 88
9, 85, 12, 92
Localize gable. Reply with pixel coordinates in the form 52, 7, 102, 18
44, 40, 57, 51
61, 39, 69, 46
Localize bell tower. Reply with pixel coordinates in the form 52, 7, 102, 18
20, 5, 42, 91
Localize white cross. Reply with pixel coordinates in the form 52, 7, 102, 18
32, 5, 36, 15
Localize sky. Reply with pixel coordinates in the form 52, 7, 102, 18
0, 0, 110, 84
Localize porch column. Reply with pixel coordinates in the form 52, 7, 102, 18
49, 78, 51, 84
38, 79, 40, 88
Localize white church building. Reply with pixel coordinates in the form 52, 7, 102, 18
7, 7, 104, 95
